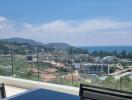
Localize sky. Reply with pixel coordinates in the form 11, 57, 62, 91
0, 0, 132, 46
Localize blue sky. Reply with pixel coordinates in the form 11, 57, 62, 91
0, 0, 132, 46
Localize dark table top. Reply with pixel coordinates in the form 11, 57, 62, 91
6, 88, 80, 100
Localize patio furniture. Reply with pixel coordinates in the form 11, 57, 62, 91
0, 83, 6, 99
6, 88, 80, 100
79, 84, 132, 100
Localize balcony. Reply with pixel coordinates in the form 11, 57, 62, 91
2, 76, 132, 100
0, 44, 132, 99
5, 85, 26, 97
0, 76, 79, 98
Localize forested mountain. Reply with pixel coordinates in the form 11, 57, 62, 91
1, 38, 44, 46
0, 37, 89, 55
0, 37, 71, 48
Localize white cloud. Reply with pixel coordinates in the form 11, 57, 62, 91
28, 19, 132, 34
0, 16, 132, 46
0, 16, 14, 37
0, 16, 7, 22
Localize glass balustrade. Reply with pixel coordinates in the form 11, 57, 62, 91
0, 44, 132, 94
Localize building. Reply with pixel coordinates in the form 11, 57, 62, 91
82, 63, 109, 75
0, 54, 11, 60
94, 56, 101, 63
65, 70, 80, 81
26, 55, 37, 63
73, 63, 81, 69
102, 56, 119, 64
40, 73, 57, 82
44, 68, 57, 73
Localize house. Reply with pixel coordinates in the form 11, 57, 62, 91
0, 54, 11, 60
94, 56, 101, 63
102, 56, 119, 64
65, 70, 80, 81
26, 55, 37, 63
73, 63, 81, 69
45, 68, 57, 73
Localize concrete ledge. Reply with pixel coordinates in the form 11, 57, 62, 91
5, 85, 27, 97
0, 76, 79, 95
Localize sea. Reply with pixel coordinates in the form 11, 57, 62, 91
80, 46, 132, 52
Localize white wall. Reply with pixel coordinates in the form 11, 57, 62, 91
0, 76, 79, 95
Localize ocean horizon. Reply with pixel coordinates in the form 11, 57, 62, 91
79, 46, 132, 52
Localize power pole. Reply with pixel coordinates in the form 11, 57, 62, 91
11, 44, 14, 77
71, 47, 74, 85
36, 47, 39, 81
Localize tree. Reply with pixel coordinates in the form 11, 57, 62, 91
127, 52, 132, 59
92, 50, 98, 56
121, 50, 127, 58
101, 76, 118, 89
113, 50, 117, 57
66, 47, 88, 55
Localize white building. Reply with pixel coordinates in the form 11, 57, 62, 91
82, 63, 109, 75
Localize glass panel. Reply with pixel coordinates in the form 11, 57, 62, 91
13, 46, 38, 81
38, 48, 73, 85
0, 45, 12, 76
0, 1, 132, 95
120, 62, 132, 92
